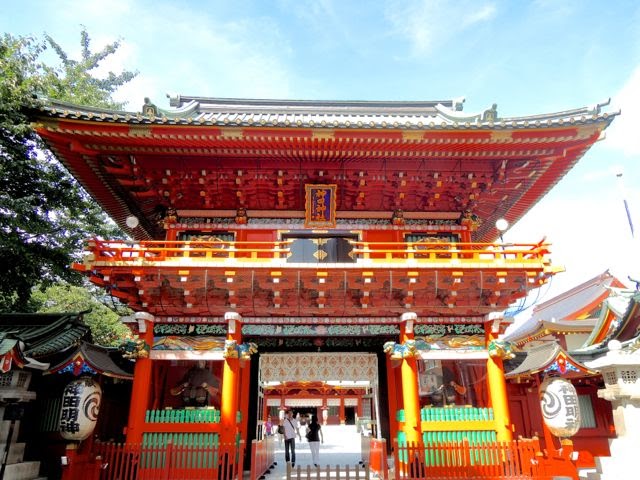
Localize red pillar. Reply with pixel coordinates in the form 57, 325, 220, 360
386, 354, 399, 443
220, 312, 242, 444
238, 355, 252, 441
262, 394, 269, 422
125, 314, 155, 443
485, 321, 513, 442
399, 313, 421, 445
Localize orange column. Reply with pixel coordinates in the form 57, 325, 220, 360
263, 395, 269, 423
238, 355, 252, 442
125, 314, 155, 443
221, 312, 242, 444
399, 313, 421, 445
486, 322, 513, 442
386, 354, 399, 443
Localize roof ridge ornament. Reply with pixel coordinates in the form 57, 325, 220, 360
143, 96, 199, 119
452, 97, 465, 111
590, 98, 611, 114
482, 104, 498, 122
142, 97, 158, 117
434, 102, 481, 122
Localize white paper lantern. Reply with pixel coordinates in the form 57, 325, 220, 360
540, 377, 581, 438
59, 377, 102, 441
125, 215, 139, 229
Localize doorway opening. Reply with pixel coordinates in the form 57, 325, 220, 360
256, 352, 381, 468
344, 406, 356, 425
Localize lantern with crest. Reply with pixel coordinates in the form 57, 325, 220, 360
59, 377, 102, 441
540, 377, 581, 438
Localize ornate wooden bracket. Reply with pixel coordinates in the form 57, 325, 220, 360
119, 336, 150, 360
488, 339, 515, 360
383, 340, 420, 360
223, 340, 258, 360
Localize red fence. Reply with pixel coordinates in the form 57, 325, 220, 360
94, 440, 245, 480
249, 436, 276, 480
393, 439, 544, 480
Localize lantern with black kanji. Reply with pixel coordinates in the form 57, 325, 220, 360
540, 377, 581, 438
59, 377, 102, 441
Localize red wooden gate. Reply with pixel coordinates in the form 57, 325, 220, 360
94, 441, 245, 480
393, 439, 543, 480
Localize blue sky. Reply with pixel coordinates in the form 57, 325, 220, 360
3, 0, 640, 314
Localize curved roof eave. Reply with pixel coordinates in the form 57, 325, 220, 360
34, 97, 618, 131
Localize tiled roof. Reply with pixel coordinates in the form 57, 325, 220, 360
581, 290, 640, 348
0, 313, 90, 358
47, 341, 133, 380
504, 271, 626, 344
530, 270, 623, 322
38, 95, 617, 130
504, 342, 596, 379
504, 318, 597, 346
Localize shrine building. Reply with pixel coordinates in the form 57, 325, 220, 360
31, 95, 616, 480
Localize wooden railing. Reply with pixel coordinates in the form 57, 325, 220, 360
393, 439, 542, 480
420, 406, 498, 444
84, 239, 292, 262
138, 410, 223, 442
78, 238, 551, 266
94, 440, 245, 480
146, 408, 221, 424
249, 436, 276, 480
350, 240, 550, 263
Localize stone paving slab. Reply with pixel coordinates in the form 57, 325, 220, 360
265, 425, 367, 480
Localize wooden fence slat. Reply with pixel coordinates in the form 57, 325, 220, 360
93, 440, 244, 480
392, 438, 572, 480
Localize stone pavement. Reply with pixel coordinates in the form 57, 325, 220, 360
264, 425, 367, 480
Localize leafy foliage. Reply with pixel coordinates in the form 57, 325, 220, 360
30, 283, 131, 346
0, 30, 136, 314
42, 30, 137, 109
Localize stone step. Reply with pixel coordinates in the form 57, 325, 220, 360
0, 419, 20, 444
0, 441, 25, 463
4, 461, 41, 480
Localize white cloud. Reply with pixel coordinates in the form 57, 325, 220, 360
506, 185, 637, 303
606, 65, 640, 156
502, 62, 640, 308
531, 0, 576, 20
39, 1, 297, 107
386, 0, 497, 56
461, 4, 497, 28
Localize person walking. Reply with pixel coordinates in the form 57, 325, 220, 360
306, 414, 324, 467
264, 415, 274, 437
283, 409, 301, 466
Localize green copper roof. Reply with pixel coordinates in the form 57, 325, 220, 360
0, 312, 90, 358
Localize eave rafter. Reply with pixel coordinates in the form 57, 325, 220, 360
33, 105, 613, 242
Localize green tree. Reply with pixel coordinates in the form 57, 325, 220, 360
42, 29, 136, 110
0, 30, 136, 312
30, 283, 131, 346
